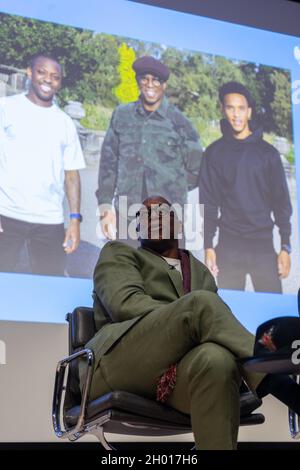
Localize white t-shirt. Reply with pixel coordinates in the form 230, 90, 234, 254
0, 93, 85, 224
162, 256, 183, 277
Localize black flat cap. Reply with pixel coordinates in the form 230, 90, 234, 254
254, 316, 300, 356
133, 56, 170, 82
239, 316, 300, 375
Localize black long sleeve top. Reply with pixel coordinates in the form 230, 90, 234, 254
199, 120, 292, 249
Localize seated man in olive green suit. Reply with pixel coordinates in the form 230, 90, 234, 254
82, 196, 300, 450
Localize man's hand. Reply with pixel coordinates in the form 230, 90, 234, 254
277, 250, 291, 279
100, 208, 116, 240
205, 248, 219, 277
63, 219, 80, 254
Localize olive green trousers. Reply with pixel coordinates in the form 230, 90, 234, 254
85, 291, 264, 450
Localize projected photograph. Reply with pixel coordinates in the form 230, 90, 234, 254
0, 12, 298, 295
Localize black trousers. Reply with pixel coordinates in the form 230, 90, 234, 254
215, 231, 282, 293
0, 214, 66, 276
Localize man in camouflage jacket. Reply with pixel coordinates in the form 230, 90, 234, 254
96, 56, 202, 241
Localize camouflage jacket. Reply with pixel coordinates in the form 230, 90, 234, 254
96, 97, 202, 209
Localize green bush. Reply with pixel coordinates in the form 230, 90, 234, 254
81, 103, 113, 131
286, 144, 295, 165
190, 117, 222, 149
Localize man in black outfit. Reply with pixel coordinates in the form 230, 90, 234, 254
199, 81, 292, 293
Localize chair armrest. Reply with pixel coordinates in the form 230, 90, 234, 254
52, 348, 94, 440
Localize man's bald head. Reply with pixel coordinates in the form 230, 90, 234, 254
136, 195, 182, 254
142, 195, 171, 208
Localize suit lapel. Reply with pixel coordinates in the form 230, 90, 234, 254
167, 267, 184, 297
139, 247, 184, 297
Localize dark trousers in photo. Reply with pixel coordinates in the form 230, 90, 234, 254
215, 231, 282, 293
0, 215, 66, 276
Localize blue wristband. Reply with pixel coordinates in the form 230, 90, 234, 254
70, 213, 83, 222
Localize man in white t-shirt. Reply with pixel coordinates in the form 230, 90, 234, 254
0, 54, 86, 276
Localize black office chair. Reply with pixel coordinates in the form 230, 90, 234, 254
52, 307, 265, 450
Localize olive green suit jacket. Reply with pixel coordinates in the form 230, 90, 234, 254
86, 241, 217, 366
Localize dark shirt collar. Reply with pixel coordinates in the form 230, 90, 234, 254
135, 96, 169, 119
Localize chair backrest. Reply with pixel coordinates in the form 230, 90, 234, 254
66, 306, 96, 354
64, 307, 97, 411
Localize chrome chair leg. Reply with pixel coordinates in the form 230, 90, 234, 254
289, 375, 300, 439
92, 426, 117, 450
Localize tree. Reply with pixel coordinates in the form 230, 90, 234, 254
113, 43, 139, 104
270, 70, 292, 139
0, 12, 292, 139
